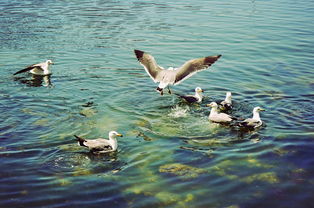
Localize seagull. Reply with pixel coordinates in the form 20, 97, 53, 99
14, 60, 54, 75
237, 107, 265, 129
134, 49, 221, 95
218, 92, 232, 111
207, 102, 236, 123
74, 131, 123, 154
178, 87, 204, 103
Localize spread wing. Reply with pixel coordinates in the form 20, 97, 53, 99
174, 55, 222, 85
134, 49, 164, 83
14, 63, 43, 75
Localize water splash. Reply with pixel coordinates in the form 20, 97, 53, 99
168, 105, 189, 118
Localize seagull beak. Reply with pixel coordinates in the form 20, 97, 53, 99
260, 108, 265, 111
201, 89, 204, 92
206, 104, 212, 107
117, 133, 123, 137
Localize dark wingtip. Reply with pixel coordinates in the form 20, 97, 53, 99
13, 70, 24, 75
217, 54, 222, 59
134, 49, 144, 60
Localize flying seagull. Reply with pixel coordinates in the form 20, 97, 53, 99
178, 87, 204, 103
74, 131, 123, 154
207, 102, 236, 123
218, 92, 232, 111
237, 107, 265, 129
14, 60, 54, 76
134, 49, 221, 95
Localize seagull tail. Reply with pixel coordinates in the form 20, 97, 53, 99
74, 135, 87, 147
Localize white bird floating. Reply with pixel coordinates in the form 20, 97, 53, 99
14, 60, 54, 75
207, 101, 236, 123
134, 49, 221, 95
74, 131, 123, 154
219, 92, 232, 111
237, 107, 265, 129
178, 87, 204, 103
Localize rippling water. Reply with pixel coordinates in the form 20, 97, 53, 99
1, 0, 314, 207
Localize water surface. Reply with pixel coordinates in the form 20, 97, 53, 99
1, 0, 314, 207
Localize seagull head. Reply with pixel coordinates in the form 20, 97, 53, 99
109, 131, 123, 139
47, 60, 53, 65
206, 102, 218, 108
253, 107, 265, 113
195, 87, 204, 93
226, 92, 232, 98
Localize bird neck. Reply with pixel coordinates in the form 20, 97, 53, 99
252, 111, 261, 121
210, 107, 219, 115
44, 62, 51, 74
195, 92, 203, 101
225, 96, 232, 104
109, 136, 118, 150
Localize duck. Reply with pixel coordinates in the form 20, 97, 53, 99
74, 131, 123, 154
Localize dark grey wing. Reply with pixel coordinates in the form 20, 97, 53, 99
174, 55, 222, 85
14, 64, 38, 75
91, 145, 113, 152
238, 119, 259, 127
218, 101, 232, 111
134, 49, 164, 83
180, 95, 198, 103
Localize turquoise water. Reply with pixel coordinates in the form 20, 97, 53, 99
1, 0, 314, 207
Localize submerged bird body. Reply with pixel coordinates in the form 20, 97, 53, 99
237, 107, 265, 129
14, 60, 53, 76
134, 49, 221, 95
74, 131, 123, 154
219, 92, 232, 111
207, 102, 235, 123
179, 87, 204, 103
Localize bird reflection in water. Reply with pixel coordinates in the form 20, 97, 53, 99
14, 74, 52, 87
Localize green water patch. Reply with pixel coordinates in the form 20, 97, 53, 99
79, 108, 98, 117
159, 163, 207, 179
208, 157, 279, 184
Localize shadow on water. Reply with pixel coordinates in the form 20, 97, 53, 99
13, 74, 52, 87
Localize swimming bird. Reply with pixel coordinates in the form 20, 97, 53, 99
207, 102, 236, 123
178, 87, 204, 103
74, 131, 123, 154
237, 107, 265, 129
218, 92, 232, 111
14, 60, 54, 75
134, 49, 221, 95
